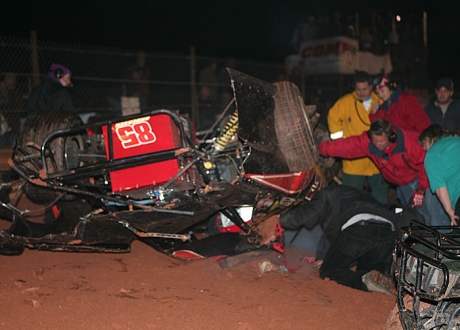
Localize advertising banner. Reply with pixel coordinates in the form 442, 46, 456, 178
299, 36, 359, 75
286, 36, 392, 76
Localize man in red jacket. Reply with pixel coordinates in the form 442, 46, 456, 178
370, 75, 430, 133
318, 119, 449, 226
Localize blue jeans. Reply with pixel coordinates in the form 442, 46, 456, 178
397, 177, 450, 226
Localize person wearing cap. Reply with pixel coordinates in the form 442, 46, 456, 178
424, 77, 460, 132
370, 74, 430, 133
26, 63, 75, 114
327, 71, 388, 204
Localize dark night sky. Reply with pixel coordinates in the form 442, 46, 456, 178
3, 0, 460, 78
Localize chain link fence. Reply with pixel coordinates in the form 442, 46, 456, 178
0, 35, 305, 146
6, 34, 428, 147
0, 34, 347, 177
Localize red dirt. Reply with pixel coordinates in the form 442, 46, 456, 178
0, 218, 396, 330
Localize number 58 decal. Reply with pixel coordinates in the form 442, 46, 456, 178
116, 122, 156, 149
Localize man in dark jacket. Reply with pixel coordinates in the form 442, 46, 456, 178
424, 77, 460, 132
279, 184, 424, 294
26, 63, 75, 114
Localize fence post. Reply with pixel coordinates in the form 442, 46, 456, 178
29, 30, 40, 88
190, 46, 199, 128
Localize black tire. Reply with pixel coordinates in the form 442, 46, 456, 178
0, 236, 25, 255
17, 110, 84, 204
19, 110, 84, 172
385, 298, 404, 330
385, 294, 435, 330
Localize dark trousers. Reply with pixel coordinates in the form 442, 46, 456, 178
319, 222, 396, 291
342, 173, 389, 204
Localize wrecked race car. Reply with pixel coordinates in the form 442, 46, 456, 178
0, 69, 327, 260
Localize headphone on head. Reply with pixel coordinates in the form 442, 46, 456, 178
53, 67, 64, 79
48, 65, 66, 79
373, 74, 397, 91
386, 80, 397, 91
367, 120, 397, 143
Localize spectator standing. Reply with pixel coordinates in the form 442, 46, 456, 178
424, 78, 460, 132
217, 59, 235, 109
0, 73, 23, 135
301, 15, 319, 41
318, 119, 450, 226
126, 51, 151, 113
327, 71, 388, 203
199, 61, 218, 103
330, 11, 345, 36
419, 125, 460, 225
199, 61, 219, 129
291, 21, 306, 51
370, 74, 430, 133
26, 63, 75, 114
359, 26, 374, 52
317, 14, 332, 38
344, 13, 356, 38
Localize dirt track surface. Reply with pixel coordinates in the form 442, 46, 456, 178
0, 218, 396, 330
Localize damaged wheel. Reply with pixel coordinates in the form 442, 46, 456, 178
385, 294, 437, 330
17, 110, 84, 204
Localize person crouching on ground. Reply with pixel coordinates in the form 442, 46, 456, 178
279, 185, 424, 294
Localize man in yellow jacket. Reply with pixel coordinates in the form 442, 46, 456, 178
327, 71, 388, 203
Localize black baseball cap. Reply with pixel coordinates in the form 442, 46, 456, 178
435, 77, 454, 90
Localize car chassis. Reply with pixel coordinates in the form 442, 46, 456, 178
0, 69, 326, 260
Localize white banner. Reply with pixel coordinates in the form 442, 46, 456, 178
286, 36, 392, 76
299, 36, 358, 75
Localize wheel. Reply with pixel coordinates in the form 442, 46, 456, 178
17, 110, 84, 204
385, 294, 438, 330
0, 236, 25, 255
19, 110, 84, 172
385, 297, 404, 330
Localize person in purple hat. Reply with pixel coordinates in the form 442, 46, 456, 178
26, 63, 75, 114
424, 77, 460, 132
